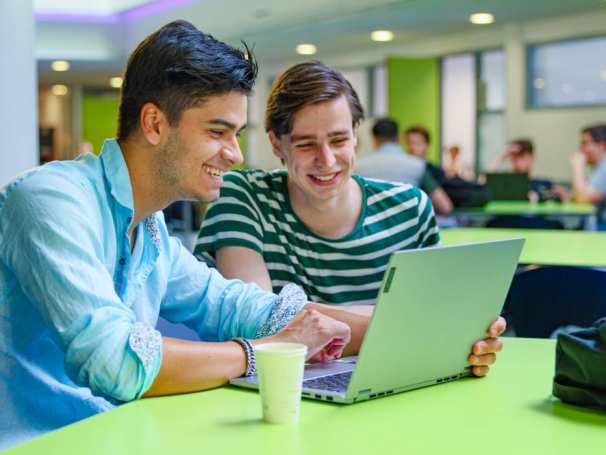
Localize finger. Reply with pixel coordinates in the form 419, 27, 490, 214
324, 339, 347, 358
487, 316, 506, 337
468, 353, 497, 367
471, 365, 490, 377
473, 338, 503, 355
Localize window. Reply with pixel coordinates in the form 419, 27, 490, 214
441, 49, 506, 175
477, 50, 506, 173
528, 36, 606, 107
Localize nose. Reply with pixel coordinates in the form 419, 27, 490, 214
315, 142, 336, 169
223, 136, 244, 166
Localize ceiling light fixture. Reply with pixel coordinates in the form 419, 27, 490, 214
109, 77, 123, 88
371, 30, 394, 42
296, 44, 317, 55
51, 84, 69, 96
469, 13, 494, 25
51, 60, 70, 71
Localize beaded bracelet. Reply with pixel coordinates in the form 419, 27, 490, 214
233, 337, 256, 376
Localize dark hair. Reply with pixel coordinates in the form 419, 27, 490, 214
372, 118, 399, 142
511, 138, 534, 155
582, 124, 606, 144
117, 20, 258, 141
265, 61, 364, 137
404, 125, 430, 144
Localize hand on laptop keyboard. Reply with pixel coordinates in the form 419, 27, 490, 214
269, 308, 351, 362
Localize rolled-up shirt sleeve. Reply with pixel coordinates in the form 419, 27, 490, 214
0, 176, 161, 402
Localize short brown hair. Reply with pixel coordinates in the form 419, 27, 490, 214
265, 61, 364, 137
510, 138, 534, 156
582, 124, 606, 144
404, 125, 430, 144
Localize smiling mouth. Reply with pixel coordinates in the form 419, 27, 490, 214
309, 172, 339, 184
203, 165, 225, 178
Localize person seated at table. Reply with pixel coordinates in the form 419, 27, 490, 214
404, 126, 489, 208
403, 125, 446, 183
356, 117, 452, 214
195, 61, 506, 381
488, 138, 568, 202
0, 21, 364, 450
571, 124, 606, 204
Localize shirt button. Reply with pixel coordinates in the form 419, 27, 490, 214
119, 258, 126, 265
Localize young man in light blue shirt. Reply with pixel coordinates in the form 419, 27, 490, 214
0, 21, 363, 449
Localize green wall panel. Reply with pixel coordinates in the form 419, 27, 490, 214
387, 57, 440, 164
82, 93, 120, 155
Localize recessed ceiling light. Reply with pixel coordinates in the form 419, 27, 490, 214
51, 60, 70, 72
109, 77, 123, 88
469, 13, 494, 25
296, 44, 317, 55
371, 30, 394, 42
51, 84, 69, 96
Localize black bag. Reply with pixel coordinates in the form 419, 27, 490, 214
553, 317, 606, 409
441, 177, 490, 208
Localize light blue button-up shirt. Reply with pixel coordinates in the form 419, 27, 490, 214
0, 140, 281, 450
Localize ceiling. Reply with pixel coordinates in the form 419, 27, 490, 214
36, 0, 606, 84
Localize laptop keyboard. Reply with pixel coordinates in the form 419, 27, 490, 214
303, 371, 352, 392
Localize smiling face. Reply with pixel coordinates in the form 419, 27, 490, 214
269, 95, 358, 206
154, 91, 247, 202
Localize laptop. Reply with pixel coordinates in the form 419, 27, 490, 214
485, 172, 530, 200
231, 239, 524, 404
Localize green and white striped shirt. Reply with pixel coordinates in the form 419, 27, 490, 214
195, 169, 440, 305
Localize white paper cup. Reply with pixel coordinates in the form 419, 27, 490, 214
255, 342, 308, 424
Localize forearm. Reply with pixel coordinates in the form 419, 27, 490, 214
487, 155, 504, 172
306, 303, 370, 356
340, 305, 375, 317
143, 337, 247, 397
430, 188, 453, 215
571, 164, 589, 201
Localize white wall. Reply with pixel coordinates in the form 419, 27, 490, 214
250, 10, 606, 181
0, 0, 38, 185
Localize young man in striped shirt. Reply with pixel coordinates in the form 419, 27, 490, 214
195, 62, 505, 376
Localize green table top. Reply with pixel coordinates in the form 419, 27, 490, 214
8, 339, 605, 455
441, 228, 606, 267
454, 201, 595, 216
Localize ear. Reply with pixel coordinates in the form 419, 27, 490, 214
268, 130, 286, 161
352, 123, 359, 149
139, 102, 167, 146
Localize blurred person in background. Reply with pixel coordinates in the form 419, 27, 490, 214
489, 138, 568, 202
357, 117, 452, 214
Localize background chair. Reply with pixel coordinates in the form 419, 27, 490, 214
504, 266, 606, 338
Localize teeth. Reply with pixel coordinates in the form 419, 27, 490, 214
203, 165, 224, 177
313, 173, 336, 181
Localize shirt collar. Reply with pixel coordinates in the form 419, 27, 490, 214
99, 139, 135, 211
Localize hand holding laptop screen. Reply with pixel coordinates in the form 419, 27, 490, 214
469, 316, 506, 376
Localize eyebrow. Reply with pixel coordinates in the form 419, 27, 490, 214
290, 130, 350, 142
206, 119, 247, 133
